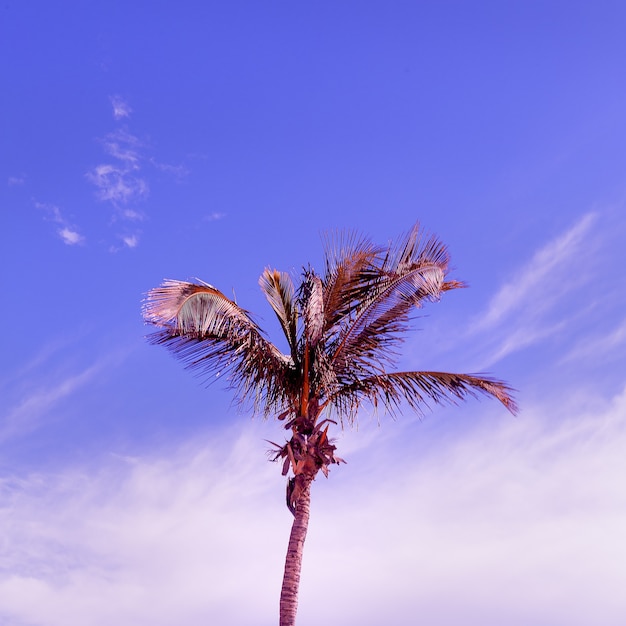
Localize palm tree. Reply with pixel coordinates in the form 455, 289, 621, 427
142, 223, 517, 626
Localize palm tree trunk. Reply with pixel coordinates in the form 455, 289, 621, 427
279, 478, 312, 626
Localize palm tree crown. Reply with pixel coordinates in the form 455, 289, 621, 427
144, 224, 516, 426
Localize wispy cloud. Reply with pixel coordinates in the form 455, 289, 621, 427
8, 175, 26, 186
110, 95, 132, 120
204, 212, 226, 222
58, 227, 84, 246
87, 162, 148, 206
82, 97, 195, 250
0, 362, 101, 443
474, 212, 596, 332
87, 129, 149, 209
35, 201, 85, 246
85, 102, 150, 251
467, 212, 599, 367
561, 316, 626, 364
108, 233, 141, 253
102, 129, 142, 165
0, 340, 134, 445
36, 96, 191, 250
1, 387, 625, 626
150, 158, 189, 180
121, 234, 139, 249
0, 423, 286, 626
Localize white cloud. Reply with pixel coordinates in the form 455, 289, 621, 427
1, 386, 625, 626
87, 130, 149, 224
204, 212, 226, 221
8, 175, 25, 186
122, 234, 139, 248
121, 208, 144, 220
85, 99, 193, 248
108, 233, 141, 253
110, 95, 132, 120
102, 129, 141, 165
35, 201, 85, 246
0, 424, 288, 626
86, 163, 148, 205
58, 227, 85, 246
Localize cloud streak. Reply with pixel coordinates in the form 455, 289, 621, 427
474, 213, 596, 331
0, 362, 101, 444
0, 341, 132, 446
560, 316, 626, 364
465, 212, 602, 367
474, 212, 597, 332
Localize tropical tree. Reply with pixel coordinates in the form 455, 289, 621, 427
142, 223, 517, 626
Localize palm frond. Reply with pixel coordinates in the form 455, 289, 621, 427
143, 279, 296, 416
382, 223, 451, 274
259, 269, 300, 363
326, 224, 466, 382
325, 370, 518, 422
301, 271, 324, 349
330, 263, 448, 374
320, 232, 382, 334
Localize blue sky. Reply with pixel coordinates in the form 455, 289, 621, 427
2, 2, 626, 624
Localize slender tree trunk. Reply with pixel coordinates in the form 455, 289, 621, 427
279, 478, 312, 626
